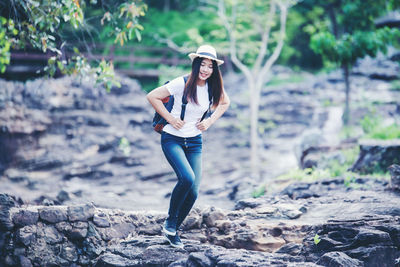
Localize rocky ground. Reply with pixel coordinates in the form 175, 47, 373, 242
1, 175, 400, 266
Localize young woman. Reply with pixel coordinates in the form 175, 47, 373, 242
146, 45, 230, 248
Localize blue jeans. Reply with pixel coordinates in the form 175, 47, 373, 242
161, 131, 202, 228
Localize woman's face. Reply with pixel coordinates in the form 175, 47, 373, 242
198, 58, 213, 81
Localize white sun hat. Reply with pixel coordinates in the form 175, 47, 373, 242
188, 45, 224, 65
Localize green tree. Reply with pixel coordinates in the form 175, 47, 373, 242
308, 0, 400, 125
0, 0, 147, 90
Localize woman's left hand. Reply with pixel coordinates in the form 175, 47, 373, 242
196, 118, 212, 132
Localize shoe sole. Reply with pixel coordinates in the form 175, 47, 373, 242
163, 226, 176, 236
164, 233, 184, 249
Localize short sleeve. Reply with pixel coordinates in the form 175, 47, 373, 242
165, 76, 185, 96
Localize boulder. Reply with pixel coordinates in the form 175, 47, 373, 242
351, 139, 400, 174
388, 164, 400, 190
316, 251, 363, 267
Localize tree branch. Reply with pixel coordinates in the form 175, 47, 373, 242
153, 34, 192, 54
254, 2, 276, 73
218, 0, 253, 83
258, 1, 288, 88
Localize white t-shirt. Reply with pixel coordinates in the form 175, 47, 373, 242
163, 76, 210, 137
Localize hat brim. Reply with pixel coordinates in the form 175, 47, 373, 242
188, 53, 224, 65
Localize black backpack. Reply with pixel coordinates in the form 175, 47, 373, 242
152, 76, 212, 134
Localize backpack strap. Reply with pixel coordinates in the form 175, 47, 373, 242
200, 86, 212, 122
180, 75, 189, 120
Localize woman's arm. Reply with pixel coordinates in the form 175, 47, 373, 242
146, 86, 185, 130
196, 89, 230, 131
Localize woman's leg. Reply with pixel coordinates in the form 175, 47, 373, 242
161, 135, 196, 233
176, 138, 202, 229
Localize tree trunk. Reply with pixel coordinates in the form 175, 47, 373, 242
250, 81, 261, 180
164, 0, 170, 12
342, 65, 351, 125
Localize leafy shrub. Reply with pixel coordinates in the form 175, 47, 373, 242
366, 124, 400, 139
360, 114, 400, 140
360, 114, 381, 134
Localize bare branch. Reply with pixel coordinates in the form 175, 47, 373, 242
257, 1, 289, 89
153, 34, 192, 54
218, 0, 253, 83
253, 2, 276, 73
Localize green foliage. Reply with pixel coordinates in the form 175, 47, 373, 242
343, 175, 357, 188
252, 185, 266, 198
268, 73, 306, 86
361, 114, 400, 140
314, 234, 321, 245
1, 0, 147, 90
0, 17, 18, 73
311, 27, 400, 67
277, 146, 360, 181
308, 0, 400, 67
140, 7, 222, 48
277, 168, 331, 182
119, 137, 131, 156
360, 114, 381, 134
279, 6, 324, 69
366, 124, 400, 140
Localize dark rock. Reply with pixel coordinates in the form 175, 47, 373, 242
351, 229, 392, 247
351, 139, 400, 174
347, 245, 398, 267
18, 256, 33, 267
316, 251, 363, 267
67, 221, 89, 240
0, 194, 17, 230
68, 203, 95, 222
60, 241, 78, 262
37, 224, 63, 244
388, 164, 400, 190
20, 152, 66, 171
234, 198, 262, 210
137, 169, 173, 181
203, 208, 226, 228
64, 168, 113, 180
353, 56, 400, 80
55, 221, 73, 234
139, 245, 188, 265
94, 253, 141, 267
39, 207, 68, 223
187, 252, 214, 267
12, 209, 39, 227
280, 182, 320, 200
56, 190, 71, 203
16, 225, 36, 246
93, 212, 111, 228
275, 243, 302, 256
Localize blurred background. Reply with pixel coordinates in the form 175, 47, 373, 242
0, 0, 399, 211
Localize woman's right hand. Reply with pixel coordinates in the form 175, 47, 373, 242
168, 117, 185, 129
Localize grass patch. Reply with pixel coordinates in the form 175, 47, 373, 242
268, 73, 306, 86
252, 185, 266, 198
365, 124, 400, 139
276, 146, 361, 183
276, 168, 332, 182
361, 114, 400, 140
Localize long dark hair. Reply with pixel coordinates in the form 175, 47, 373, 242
184, 57, 223, 108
